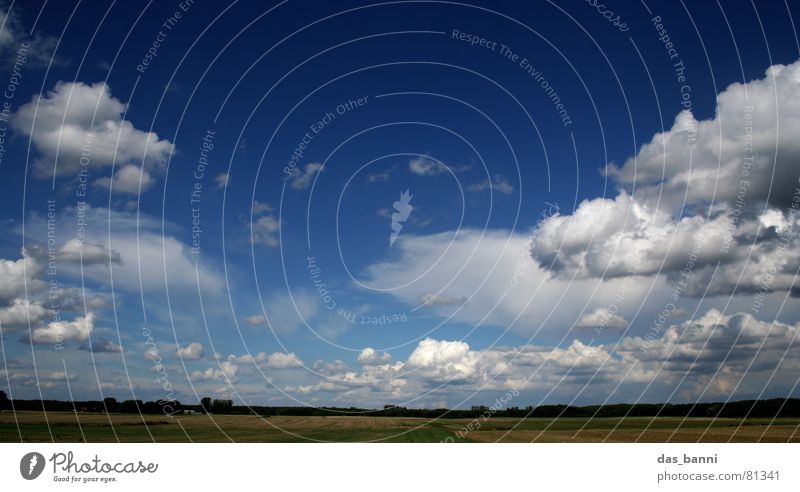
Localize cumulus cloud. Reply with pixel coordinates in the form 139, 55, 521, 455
0, 7, 62, 68
288, 162, 323, 189
530, 192, 736, 278
313, 359, 349, 375
0, 298, 48, 331
617, 309, 800, 397
0, 248, 45, 304
264, 352, 303, 368
94, 164, 154, 194
283, 308, 800, 404
228, 350, 312, 368
357, 347, 391, 365
47, 287, 109, 312
12, 81, 174, 177
252, 215, 280, 247
176, 342, 204, 360
28, 313, 95, 344
527, 59, 800, 299
530, 193, 800, 297
190, 361, 239, 381
607, 60, 800, 212
405, 338, 479, 383
466, 174, 514, 194
575, 307, 628, 330
0, 246, 113, 339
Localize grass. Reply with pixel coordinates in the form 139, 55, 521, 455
2, 411, 799, 442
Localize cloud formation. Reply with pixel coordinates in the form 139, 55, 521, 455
408, 156, 446, 176
357, 347, 391, 365
12, 82, 174, 178
607, 60, 800, 212
29, 313, 95, 345
288, 162, 323, 189
528, 59, 800, 299
466, 174, 514, 194
0, 7, 62, 68
575, 307, 628, 330
284, 308, 800, 405
94, 164, 154, 194
176, 342, 204, 360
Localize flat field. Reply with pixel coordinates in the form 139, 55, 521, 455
2, 411, 799, 442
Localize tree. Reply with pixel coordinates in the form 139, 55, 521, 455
200, 397, 212, 413
0, 390, 10, 411
120, 400, 143, 413
211, 399, 233, 414
103, 397, 118, 413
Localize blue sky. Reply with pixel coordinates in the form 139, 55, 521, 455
2, 0, 800, 409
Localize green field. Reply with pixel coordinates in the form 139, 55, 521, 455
2, 411, 800, 442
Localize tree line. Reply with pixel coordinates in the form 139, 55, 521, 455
2, 391, 800, 419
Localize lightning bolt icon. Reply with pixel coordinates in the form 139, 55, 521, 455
28, 455, 37, 476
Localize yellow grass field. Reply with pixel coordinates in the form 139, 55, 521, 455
2, 411, 800, 442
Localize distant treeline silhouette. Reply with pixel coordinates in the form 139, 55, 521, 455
2, 391, 800, 419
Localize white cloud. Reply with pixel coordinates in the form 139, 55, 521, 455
606, 60, 800, 212
363, 228, 656, 335
313, 359, 349, 375
25, 205, 223, 294
0, 248, 44, 304
366, 170, 391, 182
12, 81, 174, 177
265, 352, 304, 368
227, 352, 266, 364
176, 342, 204, 360
40, 371, 77, 381
409, 156, 446, 176
575, 307, 628, 330
243, 314, 266, 326
529, 192, 736, 279
406, 338, 478, 382
0, 298, 48, 330
215, 172, 230, 188
283, 308, 800, 404
94, 164, 154, 194
56, 238, 122, 265
288, 162, 323, 189
0, 7, 61, 67
252, 201, 273, 214
526, 59, 800, 298
190, 361, 239, 381
252, 215, 280, 247
5, 206, 224, 358
357, 347, 391, 365
466, 174, 514, 194
30, 313, 95, 344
